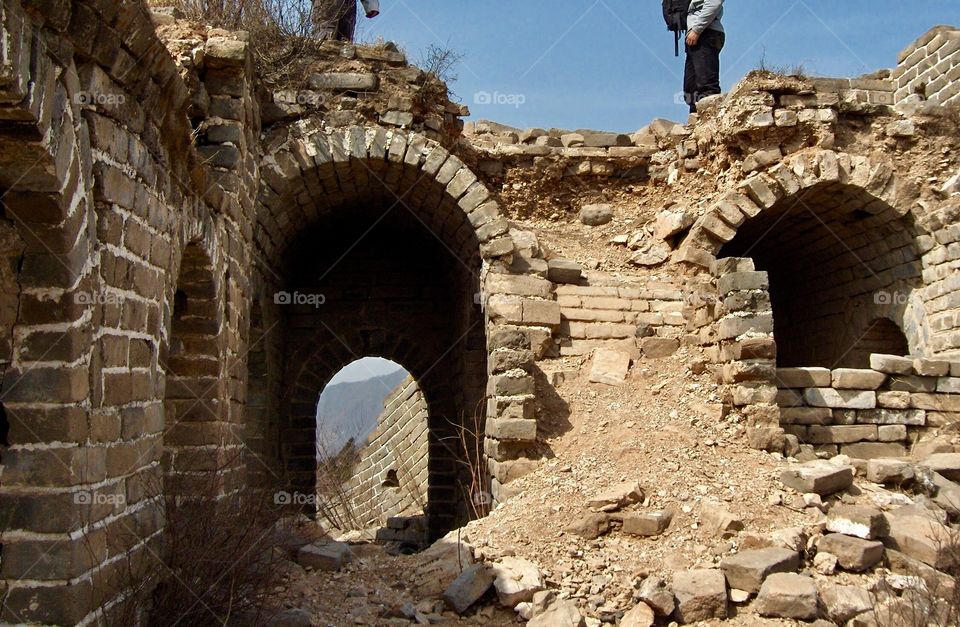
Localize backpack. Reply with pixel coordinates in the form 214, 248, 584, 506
662, 0, 692, 56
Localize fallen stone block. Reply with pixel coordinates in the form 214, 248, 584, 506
564, 513, 611, 539
866, 458, 915, 484
930, 472, 960, 517
640, 337, 680, 358
620, 602, 655, 627
720, 547, 800, 593
637, 576, 675, 616
673, 569, 728, 623
622, 511, 673, 537
589, 348, 631, 385
819, 533, 884, 572
826, 505, 889, 540
920, 453, 960, 482
701, 501, 744, 538
528, 599, 585, 627
587, 482, 644, 511
754, 573, 818, 620
885, 549, 957, 599
413, 531, 475, 596
442, 563, 494, 614
780, 461, 854, 495
653, 208, 694, 241
297, 541, 353, 572
490, 556, 544, 606
885, 514, 958, 569
819, 583, 873, 624
580, 203, 613, 226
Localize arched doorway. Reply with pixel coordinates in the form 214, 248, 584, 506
258, 128, 500, 540
719, 180, 922, 367
315, 358, 429, 547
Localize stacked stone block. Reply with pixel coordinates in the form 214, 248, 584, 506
555, 277, 687, 357
891, 26, 960, 106
920, 202, 960, 356
778, 355, 960, 458
709, 258, 783, 451
483, 265, 560, 503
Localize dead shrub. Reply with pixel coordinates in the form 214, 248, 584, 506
87, 449, 294, 626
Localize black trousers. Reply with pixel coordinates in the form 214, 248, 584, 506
314, 0, 357, 41
684, 29, 725, 113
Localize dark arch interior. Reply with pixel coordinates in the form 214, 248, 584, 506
720, 182, 921, 368
847, 318, 910, 366
275, 205, 487, 539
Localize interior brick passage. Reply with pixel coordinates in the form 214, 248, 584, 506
719, 182, 922, 368
268, 199, 487, 540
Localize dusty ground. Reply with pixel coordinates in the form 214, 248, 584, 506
273, 349, 825, 625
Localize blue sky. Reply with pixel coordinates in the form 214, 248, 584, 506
357, 0, 956, 132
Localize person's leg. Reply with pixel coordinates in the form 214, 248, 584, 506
336, 0, 358, 41
313, 0, 341, 39
691, 30, 724, 105
683, 47, 698, 113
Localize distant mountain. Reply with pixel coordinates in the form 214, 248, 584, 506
316, 369, 409, 456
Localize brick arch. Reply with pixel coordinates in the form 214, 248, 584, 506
281, 325, 463, 538
685, 150, 929, 366
256, 125, 514, 269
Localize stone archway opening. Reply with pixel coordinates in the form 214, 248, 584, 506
315, 357, 428, 547
263, 134, 496, 541
719, 181, 922, 368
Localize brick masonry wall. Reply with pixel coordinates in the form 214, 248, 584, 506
340, 376, 429, 533
891, 26, 960, 106
777, 355, 960, 458
555, 277, 687, 358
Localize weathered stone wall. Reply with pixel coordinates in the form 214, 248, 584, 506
891, 25, 960, 106
0, 1, 261, 623
341, 376, 428, 531
777, 356, 960, 458
555, 277, 686, 357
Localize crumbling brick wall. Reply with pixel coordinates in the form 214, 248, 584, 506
891, 25, 960, 105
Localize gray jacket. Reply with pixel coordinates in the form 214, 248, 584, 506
687, 0, 723, 34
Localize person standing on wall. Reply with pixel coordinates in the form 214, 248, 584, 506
683, 0, 725, 113
313, 0, 381, 42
